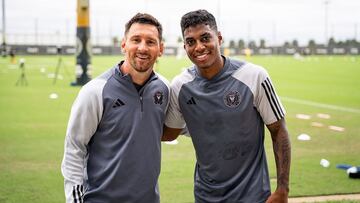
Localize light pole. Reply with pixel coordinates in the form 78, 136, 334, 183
324, 0, 330, 45
35, 18, 38, 45
247, 22, 251, 45
1, 0, 6, 57
272, 22, 277, 46
355, 23, 358, 41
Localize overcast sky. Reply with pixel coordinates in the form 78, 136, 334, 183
2, 0, 360, 46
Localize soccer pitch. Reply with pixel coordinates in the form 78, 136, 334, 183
0, 55, 359, 203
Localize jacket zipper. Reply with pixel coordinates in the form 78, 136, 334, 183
140, 95, 143, 112
138, 73, 157, 113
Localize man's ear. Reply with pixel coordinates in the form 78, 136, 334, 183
121, 38, 126, 53
218, 32, 223, 44
159, 42, 164, 57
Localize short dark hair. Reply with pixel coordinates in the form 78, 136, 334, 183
125, 13, 163, 41
180, 9, 218, 36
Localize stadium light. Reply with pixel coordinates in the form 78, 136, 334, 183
324, 0, 330, 45
34, 18, 38, 45
1, 0, 6, 57
272, 22, 277, 46
355, 23, 358, 41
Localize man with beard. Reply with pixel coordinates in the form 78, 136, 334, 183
61, 13, 169, 203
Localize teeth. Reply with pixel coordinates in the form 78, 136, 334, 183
196, 53, 208, 59
137, 55, 148, 59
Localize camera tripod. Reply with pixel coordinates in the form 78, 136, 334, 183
15, 60, 28, 86
53, 50, 71, 85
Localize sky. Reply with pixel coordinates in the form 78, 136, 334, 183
2, 0, 360, 46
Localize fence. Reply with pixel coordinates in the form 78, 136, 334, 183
2, 44, 360, 56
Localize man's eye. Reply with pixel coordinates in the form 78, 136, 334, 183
186, 40, 195, 46
147, 40, 156, 45
201, 36, 210, 42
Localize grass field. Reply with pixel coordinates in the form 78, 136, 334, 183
0, 55, 359, 203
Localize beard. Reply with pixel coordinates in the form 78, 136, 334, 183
130, 57, 154, 73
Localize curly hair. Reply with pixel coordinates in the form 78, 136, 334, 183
180, 9, 218, 36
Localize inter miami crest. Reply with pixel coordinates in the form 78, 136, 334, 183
224, 91, 240, 108
154, 91, 164, 105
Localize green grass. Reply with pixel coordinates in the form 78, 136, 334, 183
0, 55, 360, 203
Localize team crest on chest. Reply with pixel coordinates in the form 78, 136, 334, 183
224, 91, 241, 108
153, 91, 163, 105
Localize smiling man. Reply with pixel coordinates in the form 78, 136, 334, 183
163, 9, 291, 203
61, 13, 169, 203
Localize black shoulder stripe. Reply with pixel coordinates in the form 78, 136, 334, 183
265, 78, 284, 119
265, 78, 285, 117
261, 78, 284, 120
261, 82, 280, 121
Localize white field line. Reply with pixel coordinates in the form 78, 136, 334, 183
289, 193, 360, 203
281, 97, 360, 114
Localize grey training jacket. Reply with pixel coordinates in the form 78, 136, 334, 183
61, 62, 170, 203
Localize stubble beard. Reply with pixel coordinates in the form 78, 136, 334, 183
130, 58, 153, 73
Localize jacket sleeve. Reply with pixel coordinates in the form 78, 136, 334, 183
164, 74, 188, 129
61, 79, 105, 203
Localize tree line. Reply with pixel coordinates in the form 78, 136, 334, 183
228, 38, 360, 49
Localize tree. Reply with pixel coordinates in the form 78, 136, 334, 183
259, 39, 266, 48
328, 37, 336, 48
336, 40, 345, 47
112, 36, 119, 47
229, 40, 236, 49
177, 36, 183, 43
248, 40, 257, 49
345, 39, 359, 47
308, 39, 316, 48
237, 39, 245, 49
283, 41, 290, 49
292, 39, 299, 48
308, 39, 317, 54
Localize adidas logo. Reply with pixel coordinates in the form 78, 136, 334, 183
186, 97, 196, 105
113, 98, 125, 108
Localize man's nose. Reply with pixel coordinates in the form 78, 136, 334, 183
194, 42, 205, 52
138, 41, 149, 51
